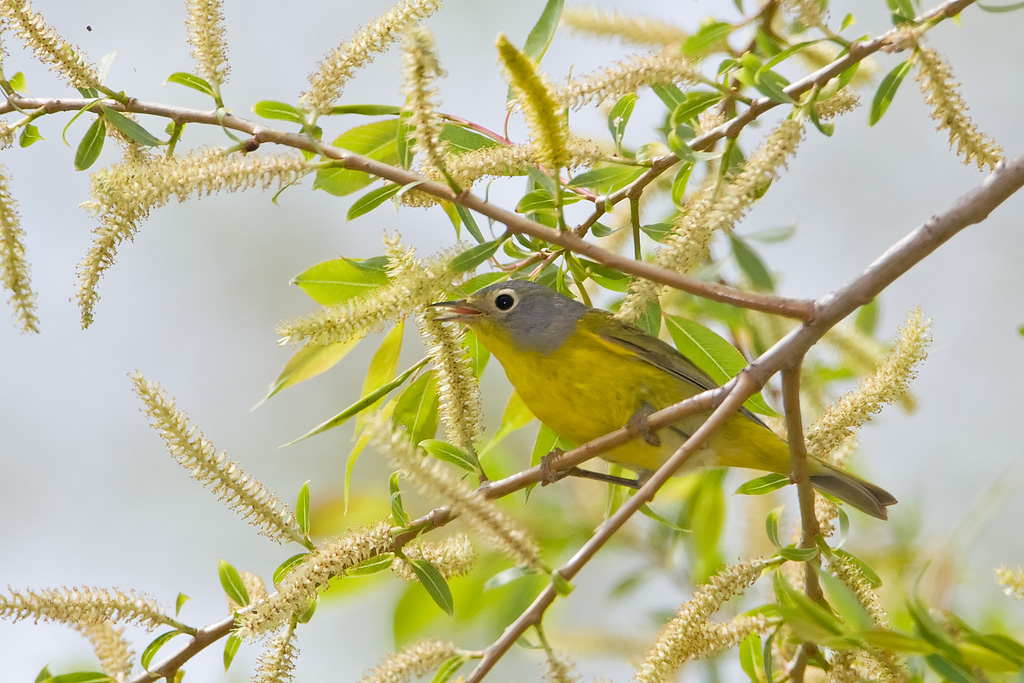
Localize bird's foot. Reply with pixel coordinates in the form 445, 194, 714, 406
627, 404, 661, 447
539, 448, 569, 486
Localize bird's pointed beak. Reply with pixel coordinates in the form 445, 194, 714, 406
429, 298, 483, 322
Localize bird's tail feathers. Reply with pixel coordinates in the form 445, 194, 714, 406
809, 463, 897, 520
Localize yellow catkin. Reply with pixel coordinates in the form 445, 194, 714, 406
996, 565, 1024, 600
0, 586, 173, 630
561, 7, 688, 46
418, 316, 484, 451
131, 372, 307, 546
391, 534, 476, 582
402, 28, 448, 182
184, 0, 230, 89
76, 621, 134, 682
368, 416, 545, 571
0, 167, 38, 332
806, 308, 931, 459
914, 46, 1003, 171
253, 618, 300, 683
77, 149, 307, 327
496, 34, 569, 172
555, 49, 698, 110
357, 637, 457, 683
238, 520, 395, 638
635, 560, 766, 682
0, 0, 99, 89
276, 237, 461, 347
300, 0, 441, 118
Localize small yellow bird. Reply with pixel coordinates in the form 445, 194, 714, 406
433, 279, 895, 519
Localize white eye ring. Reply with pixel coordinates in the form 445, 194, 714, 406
493, 289, 517, 312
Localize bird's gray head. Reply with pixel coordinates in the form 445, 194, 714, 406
431, 280, 587, 355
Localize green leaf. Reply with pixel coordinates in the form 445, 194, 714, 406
752, 67, 795, 104
523, 0, 563, 60
165, 72, 215, 97
421, 439, 480, 475
832, 549, 881, 588
819, 569, 874, 632
854, 298, 880, 335
979, 0, 1024, 10
607, 93, 637, 153
776, 546, 819, 562
635, 298, 661, 336
35, 667, 53, 683
664, 315, 779, 416
390, 471, 410, 525
8, 71, 26, 94
392, 371, 439, 444
273, 553, 308, 587
739, 633, 764, 683
141, 630, 185, 671
296, 481, 311, 535
407, 558, 455, 616
515, 187, 583, 213
869, 60, 912, 126
314, 119, 400, 196
99, 105, 163, 146
19, 122, 44, 148
567, 165, 645, 194
252, 100, 305, 124
439, 124, 500, 154
484, 565, 532, 591
550, 571, 574, 596
670, 92, 723, 127
431, 655, 468, 683
744, 224, 797, 243
449, 238, 503, 273
735, 472, 789, 495
223, 632, 241, 672
765, 505, 784, 547
39, 673, 113, 683
174, 592, 190, 617
640, 503, 690, 532
348, 183, 401, 220
455, 204, 485, 244
347, 553, 397, 577
256, 335, 365, 407
483, 390, 535, 455
651, 83, 687, 110
729, 233, 775, 291
218, 558, 249, 607
291, 256, 389, 305
329, 103, 403, 116
886, 0, 916, 22
74, 117, 105, 169
683, 21, 733, 57
923, 655, 974, 683
464, 328, 491, 377
639, 222, 673, 244
858, 629, 936, 654
297, 596, 318, 624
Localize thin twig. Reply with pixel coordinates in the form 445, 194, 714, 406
781, 363, 823, 603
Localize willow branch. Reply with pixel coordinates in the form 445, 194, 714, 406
129, 616, 234, 683
0, 94, 813, 320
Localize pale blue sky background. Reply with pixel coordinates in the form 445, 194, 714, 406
1, 0, 1022, 680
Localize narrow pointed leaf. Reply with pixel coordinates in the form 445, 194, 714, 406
314, 119, 400, 196
408, 558, 455, 616
252, 100, 305, 124
165, 72, 216, 97
392, 371, 439, 444
74, 116, 105, 170
348, 183, 401, 220
735, 472, 789, 495
869, 59, 912, 126
223, 633, 242, 672
100, 105, 163, 146
256, 335, 364, 407
218, 558, 249, 607
291, 256, 389, 305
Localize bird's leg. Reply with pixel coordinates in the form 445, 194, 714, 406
539, 449, 644, 489
627, 402, 661, 447
539, 448, 569, 485
564, 467, 642, 488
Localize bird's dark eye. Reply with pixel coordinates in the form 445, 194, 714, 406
494, 291, 516, 311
